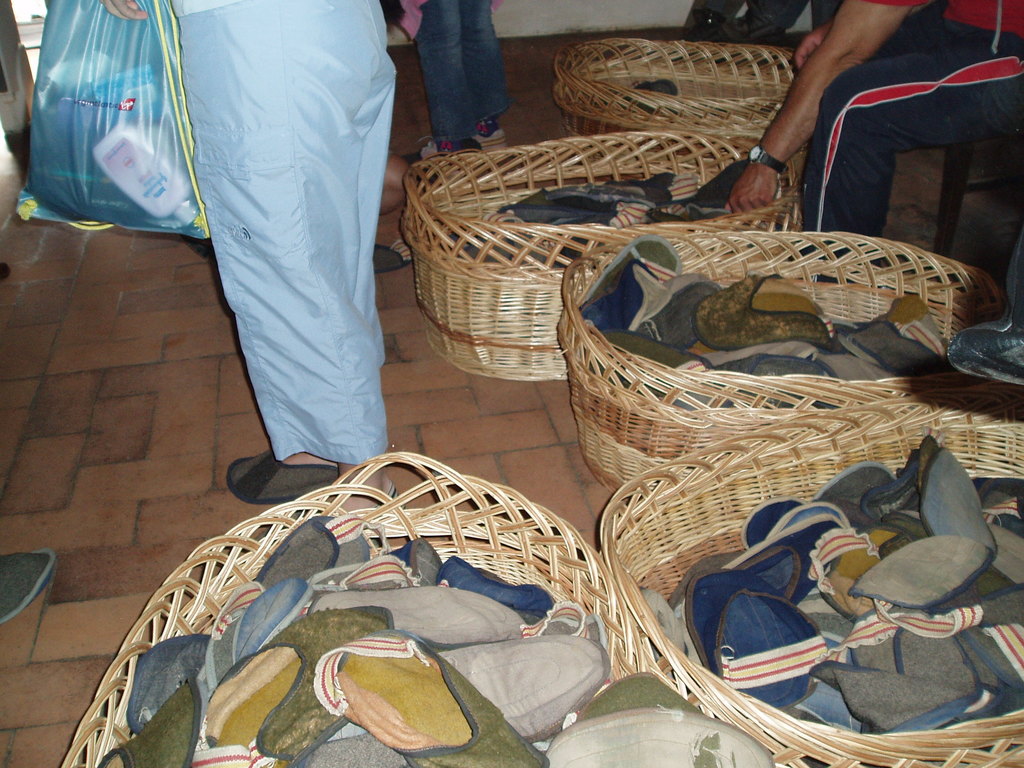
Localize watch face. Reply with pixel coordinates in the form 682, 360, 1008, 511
751, 146, 766, 163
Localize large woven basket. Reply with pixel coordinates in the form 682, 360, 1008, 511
60, 452, 651, 768
553, 37, 794, 138
401, 131, 802, 381
559, 230, 1005, 489
600, 397, 1024, 768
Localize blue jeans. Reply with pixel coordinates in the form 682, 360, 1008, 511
415, 0, 510, 142
803, 1, 1024, 234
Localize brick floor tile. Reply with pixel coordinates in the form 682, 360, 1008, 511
118, 283, 221, 316
392, 328, 436, 362
77, 229, 138, 285
49, 540, 205, 603
435, 453, 501, 485
33, 593, 150, 662
0, 728, 12, 764
0, 323, 58, 380
0, 378, 38, 411
385, 424, 421, 455
82, 394, 156, 466
385, 387, 478, 428
0, 434, 84, 515
163, 325, 238, 361
99, 358, 219, 399
136, 491, 252, 547
421, 410, 558, 459
148, 384, 217, 459
217, 355, 256, 416
55, 289, 120, 346
381, 359, 469, 396
24, 371, 102, 438
6, 259, 79, 282
110, 305, 228, 341
378, 305, 423, 335
0, 657, 111, 728
375, 270, 418, 311
0, 503, 136, 553
499, 445, 597, 545
0, 219, 47, 263
470, 375, 544, 415
0, 407, 29, 484
536, 379, 579, 444
70, 452, 214, 508
39, 226, 88, 264
0, 585, 47, 669
47, 336, 165, 375
8, 722, 78, 768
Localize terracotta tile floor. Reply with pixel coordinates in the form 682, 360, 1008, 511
1, 27, 1022, 768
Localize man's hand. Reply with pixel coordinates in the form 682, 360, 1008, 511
726, 163, 780, 213
100, 0, 148, 19
794, 21, 832, 68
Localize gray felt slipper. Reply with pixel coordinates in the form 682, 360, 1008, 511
226, 451, 339, 505
0, 548, 56, 624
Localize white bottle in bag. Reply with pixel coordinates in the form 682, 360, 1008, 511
93, 125, 196, 221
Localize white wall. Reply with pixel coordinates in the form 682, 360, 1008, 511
492, 0, 694, 37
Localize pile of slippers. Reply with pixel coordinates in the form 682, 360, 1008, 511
101, 512, 775, 767
578, 235, 950, 381
644, 433, 1024, 733
493, 163, 752, 228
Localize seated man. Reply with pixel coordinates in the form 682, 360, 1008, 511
727, 0, 1024, 235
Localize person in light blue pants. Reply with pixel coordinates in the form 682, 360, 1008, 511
102, 0, 397, 504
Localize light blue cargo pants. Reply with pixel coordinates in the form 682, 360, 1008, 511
177, 0, 395, 464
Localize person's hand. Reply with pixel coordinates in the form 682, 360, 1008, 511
726, 164, 780, 213
794, 21, 832, 68
100, 0, 148, 20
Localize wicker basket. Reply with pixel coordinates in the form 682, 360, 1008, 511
553, 38, 794, 138
600, 397, 1024, 768
559, 230, 1005, 489
60, 452, 651, 768
401, 131, 802, 381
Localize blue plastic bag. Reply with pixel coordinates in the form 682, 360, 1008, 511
17, 0, 207, 237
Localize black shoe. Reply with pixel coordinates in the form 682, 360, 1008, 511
682, 9, 730, 41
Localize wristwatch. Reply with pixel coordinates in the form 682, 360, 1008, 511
749, 144, 786, 173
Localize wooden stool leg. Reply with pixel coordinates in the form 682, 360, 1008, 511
933, 142, 975, 257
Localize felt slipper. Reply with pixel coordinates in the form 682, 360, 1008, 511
256, 608, 391, 760
99, 677, 203, 768
440, 634, 610, 741
695, 274, 833, 351
0, 548, 56, 624
437, 555, 554, 616
634, 278, 722, 351
601, 330, 706, 368
127, 634, 209, 734
373, 242, 412, 274
310, 585, 526, 646
814, 461, 896, 531
289, 733, 407, 768
546, 671, 773, 767
256, 514, 371, 587
226, 451, 339, 506
313, 630, 546, 766
918, 438, 995, 551
850, 534, 994, 610
632, 78, 679, 95
388, 538, 444, 586
837, 295, 946, 376
580, 234, 681, 311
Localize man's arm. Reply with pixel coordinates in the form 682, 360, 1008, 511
726, 0, 917, 213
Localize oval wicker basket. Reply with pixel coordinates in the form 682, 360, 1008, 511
401, 131, 802, 381
558, 230, 1005, 489
600, 397, 1024, 768
59, 452, 652, 768
553, 37, 794, 138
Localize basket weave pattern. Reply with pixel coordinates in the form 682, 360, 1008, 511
553, 38, 795, 137
559, 231, 1004, 489
600, 400, 1024, 768
401, 131, 802, 380
60, 453, 650, 768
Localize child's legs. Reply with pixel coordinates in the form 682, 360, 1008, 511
416, 0, 477, 140
457, 0, 510, 123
